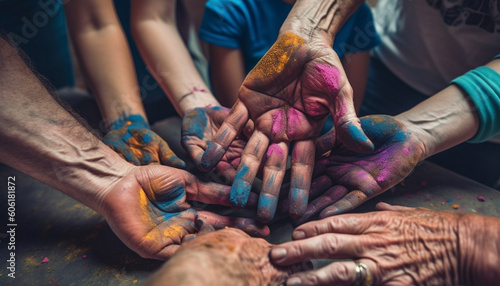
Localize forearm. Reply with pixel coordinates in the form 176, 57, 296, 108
131, 0, 219, 117
396, 58, 500, 159
395, 85, 479, 159
280, 0, 365, 44
0, 37, 133, 212
458, 213, 500, 285
65, 0, 147, 126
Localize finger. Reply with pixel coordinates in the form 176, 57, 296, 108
230, 130, 269, 208
189, 178, 259, 208
333, 84, 374, 153
270, 233, 363, 265
294, 185, 348, 225
319, 190, 369, 217
181, 108, 209, 166
285, 260, 361, 286
195, 218, 216, 234
376, 202, 415, 212
257, 142, 288, 223
116, 146, 141, 166
159, 139, 186, 168
197, 210, 270, 237
289, 139, 315, 219
293, 212, 374, 240
200, 100, 249, 172
315, 126, 336, 156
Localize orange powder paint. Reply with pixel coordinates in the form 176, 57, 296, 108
250, 33, 305, 81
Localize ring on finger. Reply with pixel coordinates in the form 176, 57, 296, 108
352, 261, 373, 286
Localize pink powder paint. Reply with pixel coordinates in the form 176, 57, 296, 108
267, 144, 285, 157
316, 64, 340, 94
287, 108, 301, 135
272, 110, 284, 135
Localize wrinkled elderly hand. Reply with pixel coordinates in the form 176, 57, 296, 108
200, 33, 373, 223
99, 165, 269, 260
146, 225, 307, 286
272, 203, 471, 286
293, 115, 423, 223
104, 114, 185, 167
181, 106, 249, 183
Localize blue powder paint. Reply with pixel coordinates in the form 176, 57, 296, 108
123, 131, 132, 142
183, 109, 208, 139
142, 132, 152, 143
212, 106, 223, 111
153, 185, 185, 212
124, 152, 135, 162
200, 142, 223, 171
230, 180, 251, 207
231, 164, 251, 207
257, 194, 277, 222
110, 114, 150, 130
348, 125, 368, 143
446, 198, 453, 203
142, 152, 152, 163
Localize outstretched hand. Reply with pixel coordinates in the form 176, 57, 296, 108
295, 115, 424, 224
181, 106, 249, 183
104, 114, 185, 168
99, 165, 269, 260
201, 33, 373, 223
271, 203, 463, 286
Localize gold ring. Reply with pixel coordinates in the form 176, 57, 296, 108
352, 261, 373, 286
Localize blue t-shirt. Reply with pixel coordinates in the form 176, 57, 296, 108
200, 0, 380, 74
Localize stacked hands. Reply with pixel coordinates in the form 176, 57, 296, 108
101, 33, 426, 261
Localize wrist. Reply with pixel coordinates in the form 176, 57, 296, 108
279, 0, 364, 45
108, 114, 150, 131
179, 90, 220, 116
395, 114, 436, 160
458, 213, 500, 285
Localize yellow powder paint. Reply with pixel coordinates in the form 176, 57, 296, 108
250, 33, 305, 81
25, 256, 38, 267
163, 224, 185, 238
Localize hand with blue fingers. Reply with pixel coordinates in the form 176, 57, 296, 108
295, 115, 424, 224
104, 114, 185, 168
200, 33, 373, 223
100, 165, 269, 260
181, 106, 250, 183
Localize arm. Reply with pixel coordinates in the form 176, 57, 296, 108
396, 58, 500, 158
0, 37, 267, 259
343, 51, 370, 113
130, 0, 219, 117
208, 45, 245, 107
64, 0, 146, 124
64, 0, 184, 167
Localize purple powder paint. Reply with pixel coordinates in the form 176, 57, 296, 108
272, 110, 284, 135
287, 108, 301, 135
267, 144, 285, 157
477, 195, 485, 202
316, 64, 340, 94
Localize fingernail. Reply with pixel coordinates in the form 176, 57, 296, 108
292, 231, 305, 240
271, 248, 287, 261
287, 277, 301, 286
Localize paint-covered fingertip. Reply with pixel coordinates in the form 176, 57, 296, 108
244, 224, 270, 238
344, 124, 374, 153
319, 206, 340, 218
288, 188, 309, 219
229, 180, 251, 208
200, 142, 225, 172
257, 194, 278, 223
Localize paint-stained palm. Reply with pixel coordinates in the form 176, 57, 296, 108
295, 115, 424, 224
104, 114, 185, 167
201, 33, 373, 223
99, 165, 269, 260
181, 106, 248, 184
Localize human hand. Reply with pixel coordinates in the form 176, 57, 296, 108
271, 203, 463, 286
294, 115, 424, 223
181, 106, 250, 183
147, 225, 307, 286
99, 165, 269, 260
201, 33, 373, 223
104, 114, 185, 167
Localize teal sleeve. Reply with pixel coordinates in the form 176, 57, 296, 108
494, 54, 500, 60
451, 66, 500, 143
